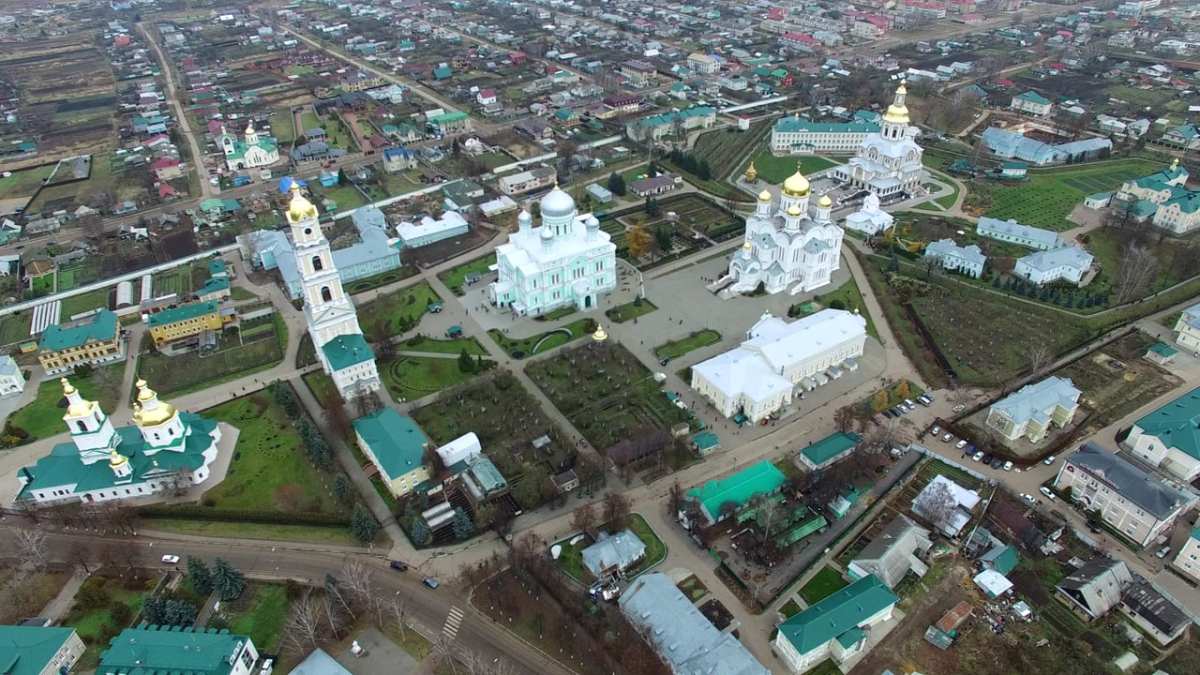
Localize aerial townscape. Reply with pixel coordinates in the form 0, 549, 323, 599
4, 1, 1200, 674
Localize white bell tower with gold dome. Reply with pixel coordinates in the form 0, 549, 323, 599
834, 80, 926, 198
283, 180, 380, 400
61, 377, 120, 465
132, 379, 186, 451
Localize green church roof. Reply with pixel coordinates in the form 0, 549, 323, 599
353, 408, 427, 480
147, 300, 219, 327
321, 333, 375, 371
777, 575, 898, 655
99, 626, 251, 674
38, 309, 118, 351
0, 625, 78, 675
687, 460, 785, 520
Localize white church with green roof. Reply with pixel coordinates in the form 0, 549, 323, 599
16, 377, 223, 506
220, 121, 279, 171
283, 179, 381, 400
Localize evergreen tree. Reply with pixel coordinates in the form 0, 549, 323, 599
457, 349, 475, 373
654, 224, 673, 252
607, 171, 626, 196
351, 503, 380, 543
186, 557, 212, 596
409, 518, 432, 546
333, 474, 354, 506
451, 507, 475, 540
211, 558, 245, 601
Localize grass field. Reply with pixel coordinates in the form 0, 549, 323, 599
745, 150, 842, 184
222, 582, 291, 652
65, 576, 153, 669
797, 566, 848, 605
143, 518, 364, 545
7, 363, 124, 441
60, 287, 111, 318
344, 266, 417, 295
151, 265, 195, 298
691, 120, 772, 180
487, 317, 593, 357
357, 282, 441, 337
605, 298, 657, 323
401, 334, 487, 355
0, 312, 32, 345
438, 253, 495, 296
380, 354, 484, 401
654, 329, 721, 360
313, 182, 367, 211
981, 160, 1163, 231
268, 109, 295, 144
0, 163, 54, 200
136, 317, 284, 397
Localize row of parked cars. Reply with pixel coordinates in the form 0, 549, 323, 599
882, 393, 935, 418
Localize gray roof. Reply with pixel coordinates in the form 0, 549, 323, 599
620, 573, 769, 675
977, 216, 1061, 249
849, 514, 932, 588
1056, 557, 1131, 617
925, 238, 986, 267
990, 376, 1080, 427
1016, 245, 1094, 273
581, 529, 646, 577
292, 648, 352, 675
1067, 444, 1186, 520
1121, 580, 1190, 637
0, 354, 19, 378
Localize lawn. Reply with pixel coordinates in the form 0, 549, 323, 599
60, 287, 112, 318
380, 354, 486, 401
136, 317, 285, 397
487, 317, 595, 358
141, 518, 365, 546
64, 575, 153, 669
527, 342, 691, 451
344, 266, 417, 295
7, 362, 124, 441
605, 298, 657, 323
797, 566, 848, 605
0, 312, 33, 346
230, 287, 258, 301
556, 513, 666, 582
654, 329, 721, 360
437, 253, 495, 296
268, 109, 295, 144
0, 163, 54, 200
552, 533, 592, 582
186, 390, 348, 515
357, 281, 441, 337
977, 159, 1164, 231
221, 582, 291, 653
744, 149, 842, 184
0, 571, 67, 624
625, 513, 666, 573
400, 334, 487, 355
302, 370, 339, 407
313, 183, 367, 211
779, 598, 802, 618
151, 264, 195, 298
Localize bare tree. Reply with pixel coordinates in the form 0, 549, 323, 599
570, 502, 597, 536
66, 541, 93, 574
1114, 244, 1158, 304
15, 529, 48, 570
340, 560, 374, 611
602, 491, 631, 529
281, 594, 324, 655
431, 634, 460, 674
915, 480, 959, 534
389, 596, 409, 642
1027, 344, 1053, 375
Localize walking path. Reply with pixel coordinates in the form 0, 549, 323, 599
38, 568, 88, 623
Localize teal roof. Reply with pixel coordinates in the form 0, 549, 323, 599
1016, 90, 1052, 105
835, 625, 864, 649
208, 259, 228, 277
989, 545, 1019, 575
431, 111, 468, 125
468, 455, 507, 492
774, 117, 879, 134
1131, 199, 1159, 218
801, 432, 861, 467
692, 431, 720, 450
0, 625, 78, 675
321, 333, 375, 371
198, 276, 231, 295
687, 460, 785, 520
19, 413, 217, 497
225, 135, 278, 161
1165, 190, 1200, 214
353, 408, 427, 480
635, 107, 715, 129
1148, 342, 1178, 357
1192, 527, 1200, 541
147, 300, 219, 327
99, 626, 251, 674
1002, 161, 1028, 170
776, 513, 826, 547
1134, 387, 1200, 460
777, 575, 898, 655
38, 309, 117, 351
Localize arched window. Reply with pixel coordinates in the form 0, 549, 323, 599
321, 286, 333, 302
76, 420, 87, 434
312, 255, 324, 272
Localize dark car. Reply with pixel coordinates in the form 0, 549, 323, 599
980, 453, 993, 465
990, 458, 1005, 470
389, 560, 408, 572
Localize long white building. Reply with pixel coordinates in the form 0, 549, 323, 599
691, 309, 866, 422
770, 117, 879, 155
834, 82, 926, 198
723, 169, 843, 296
488, 186, 617, 316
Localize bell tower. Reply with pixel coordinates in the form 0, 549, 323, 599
285, 182, 362, 347
61, 377, 119, 465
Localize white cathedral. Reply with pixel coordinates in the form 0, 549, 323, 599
489, 185, 617, 316
833, 81, 926, 199
284, 180, 381, 399
724, 168, 843, 296
221, 121, 280, 172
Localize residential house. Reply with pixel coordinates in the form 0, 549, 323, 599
773, 575, 899, 674
0, 625, 85, 674
195, 259, 231, 303
624, 107, 716, 143
442, 180, 486, 212
976, 216, 1060, 250
1012, 246, 1094, 286
151, 157, 182, 181
687, 52, 720, 74
985, 377, 1081, 443
353, 408, 429, 498
620, 573, 769, 675
382, 146, 417, 173
430, 111, 471, 135
847, 515, 932, 588
799, 432, 861, 470
1162, 124, 1200, 150
37, 309, 123, 375
98, 626, 259, 674
0, 355, 24, 398
1123, 386, 1200, 481
1144, 342, 1177, 367
1055, 558, 1132, 620
923, 239, 986, 278
395, 210, 469, 249
1171, 528, 1200, 582
1054, 443, 1191, 548
628, 174, 681, 197
619, 60, 658, 88
911, 475, 980, 537
497, 167, 556, 196
476, 88, 497, 106
146, 300, 224, 347
1011, 90, 1053, 117
581, 529, 645, 581
681, 461, 787, 527
1119, 579, 1191, 645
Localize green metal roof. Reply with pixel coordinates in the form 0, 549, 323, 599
692, 431, 720, 450
0, 625, 78, 675
777, 574, 898, 655
1148, 342, 1178, 357
835, 625, 864, 649
989, 545, 1019, 575
1016, 90, 1051, 105
321, 333, 375, 371
687, 460, 785, 520
147, 300, 219, 327
775, 513, 827, 547
198, 276, 231, 295
432, 111, 468, 124
38, 309, 117, 351
352, 408, 427, 480
99, 626, 251, 674
1134, 386, 1200, 461
801, 432, 861, 467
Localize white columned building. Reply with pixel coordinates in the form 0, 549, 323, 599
284, 180, 381, 400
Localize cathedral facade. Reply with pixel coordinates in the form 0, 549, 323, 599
833, 82, 926, 199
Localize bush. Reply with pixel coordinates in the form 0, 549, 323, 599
110, 602, 133, 626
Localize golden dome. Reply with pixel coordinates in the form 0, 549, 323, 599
742, 240, 753, 252
109, 449, 128, 467
61, 377, 96, 418
758, 189, 772, 202
882, 80, 910, 125
786, 203, 803, 217
285, 183, 319, 224
591, 325, 608, 342
782, 167, 810, 197
744, 162, 758, 181
818, 195, 833, 208
132, 379, 177, 427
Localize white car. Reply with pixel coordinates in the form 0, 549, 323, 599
930, 425, 942, 436
1156, 546, 1172, 559
972, 451, 984, 462
1043, 455, 1056, 465
1003, 461, 1014, 471
1020, 493, 1035, 505
1039, 486, 1056, 501
160, 554, 180, 565
941, 433, 953, 442
955, 440, 968, 450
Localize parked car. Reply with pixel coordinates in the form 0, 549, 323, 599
1020, 493, 1035, 505
883, 408, 896, 418
941, 433, 953, 442
955, 439, 968, 450
1043, 455, 1056, 465
1156, 545, 1172, 559
904, 399, 916, 409
160, 554, 180, 565
930, 425, 942, 435
389, 560, 409, 572
990, 458, 1005, 470
659, 357, 671, 366
1040, 486, 1056, 501
918, 394, 933, 406
1003, 461, 1014, 471
972, 451, 984, 462
952, 404, 966, 413
890, 406, 904, 417
423, 577, 440, 589
980, 453, 993, 465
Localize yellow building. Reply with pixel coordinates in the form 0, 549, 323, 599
37, 309, 123, 375
146, 300, 224, 347
353, 408, 430, 498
